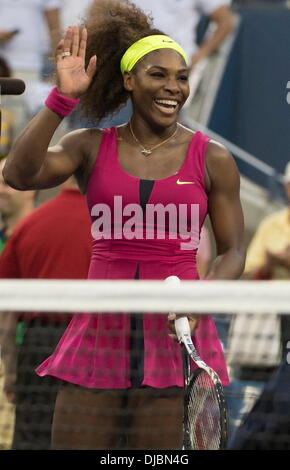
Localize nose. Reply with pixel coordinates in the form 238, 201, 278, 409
164, 76, 180, 95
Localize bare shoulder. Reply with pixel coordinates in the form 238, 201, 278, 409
206, 139, 240, 191
206, 139, 234, 166
58, 127, 103, 154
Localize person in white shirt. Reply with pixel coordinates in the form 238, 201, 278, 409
60, 0, 94, 30
132, 0, 234, 70
0, 0, 61, 136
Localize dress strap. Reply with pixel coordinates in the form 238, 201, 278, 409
180, 131, 210, 188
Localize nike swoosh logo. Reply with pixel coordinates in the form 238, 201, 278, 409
176, 179, 195, 185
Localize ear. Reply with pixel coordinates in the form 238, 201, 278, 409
123, 71, 134, 92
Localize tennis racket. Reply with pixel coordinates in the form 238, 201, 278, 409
175, 316, 228, 450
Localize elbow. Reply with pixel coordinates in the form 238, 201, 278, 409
226, 11, 238, 36
2, 160, 33, 191
218, 10, 237, 37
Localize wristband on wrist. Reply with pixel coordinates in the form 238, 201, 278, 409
45, 86, 80, 117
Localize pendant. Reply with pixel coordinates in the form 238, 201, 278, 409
141, 149, 152, 156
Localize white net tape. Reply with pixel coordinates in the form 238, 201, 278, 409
0, 279, 289, 313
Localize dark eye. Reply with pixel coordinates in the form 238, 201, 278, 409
150, 72, 165, 78
179, 75, 188, 82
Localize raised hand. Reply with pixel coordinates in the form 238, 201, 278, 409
55, 25, 97, 99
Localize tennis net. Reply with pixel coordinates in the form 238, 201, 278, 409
0, 279, 289, 450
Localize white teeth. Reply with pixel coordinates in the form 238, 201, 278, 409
155, 99, 178, 106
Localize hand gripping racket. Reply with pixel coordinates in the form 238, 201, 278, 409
175, 316, 228, 450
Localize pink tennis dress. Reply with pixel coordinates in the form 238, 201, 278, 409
36, 127, 229, 387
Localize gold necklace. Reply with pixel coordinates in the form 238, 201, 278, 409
129, 121, 178, 156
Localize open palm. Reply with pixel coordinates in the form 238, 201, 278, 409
56, 25, 97, 99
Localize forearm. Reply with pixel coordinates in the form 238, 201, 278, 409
45, 8, 61, 53
192, 10, 235, 62
3, 107, 63, 190
206, 248, 245, 280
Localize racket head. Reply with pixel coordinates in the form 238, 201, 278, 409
183, 367, 228, 450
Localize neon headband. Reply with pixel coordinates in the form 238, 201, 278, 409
120, 35, 188, 74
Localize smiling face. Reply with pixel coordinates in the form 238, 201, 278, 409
123, 48, 190, 128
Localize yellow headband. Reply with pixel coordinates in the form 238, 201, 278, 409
120, 35, 187, 74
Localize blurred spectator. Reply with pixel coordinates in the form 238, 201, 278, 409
230, 358, 290, 450
0, 177, 92, 450
225, 161, 290, 445
133, 0, 234, 69
0, 158, 36, 252
243, 161, 290, 360
60, 0, 93, 30
0, 57, 15, 160
0, 158, 36, 449
0, 0, 61, 136
244, 162, 290, 283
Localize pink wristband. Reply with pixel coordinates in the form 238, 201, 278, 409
45, 87, 80, 117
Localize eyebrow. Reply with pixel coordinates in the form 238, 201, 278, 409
148, 65, 189, 73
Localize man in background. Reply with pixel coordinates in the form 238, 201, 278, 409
0, 158, 37, 449
133, 0, 234, 69
0, 159, 36, 252
244, 161, 290, 358
0, 177, 92, 450
0, 0, 61, 136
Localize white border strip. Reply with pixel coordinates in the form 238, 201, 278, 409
0, 280, 289, 313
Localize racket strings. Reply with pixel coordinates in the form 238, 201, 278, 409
186, 371, 222, 450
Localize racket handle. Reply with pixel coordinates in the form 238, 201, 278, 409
175, 316, 191, 343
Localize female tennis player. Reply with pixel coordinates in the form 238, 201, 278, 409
3, 0, 245, 450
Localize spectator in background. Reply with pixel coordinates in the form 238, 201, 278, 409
0, 0, 61, 136
243, 161, 290, 359
0, 57, 15, 160
60, 0, 94, 30
133, 0, 234, 70
230, 358, 290, 450
225, 161, 290, 445
0, 177, 92, 450
0, 158, 37, 449
0, 159, 36, 253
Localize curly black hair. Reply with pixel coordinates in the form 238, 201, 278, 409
80, 0, 163, 121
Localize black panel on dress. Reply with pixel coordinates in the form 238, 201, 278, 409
130, 179, 155, 387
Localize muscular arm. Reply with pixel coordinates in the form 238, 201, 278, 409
3, 26, 98, 192
3, 107, 100, 192
205, 141, 246, 280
